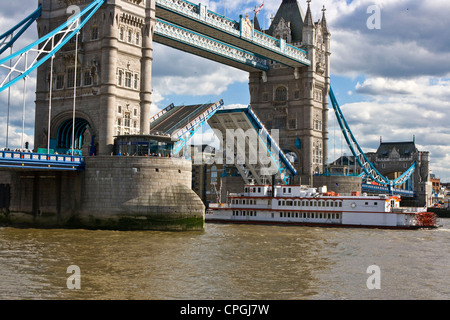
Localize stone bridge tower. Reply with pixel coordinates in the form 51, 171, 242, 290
35, 0, 155, 156
249, 0, 331, 184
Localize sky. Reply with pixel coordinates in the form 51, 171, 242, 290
0, 0, 449, 182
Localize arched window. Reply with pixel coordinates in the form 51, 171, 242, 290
275, 86, 287, 101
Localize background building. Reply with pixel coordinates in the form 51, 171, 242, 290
365, 139, 432, 206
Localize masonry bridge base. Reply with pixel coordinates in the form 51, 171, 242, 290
0, 157, 205, 231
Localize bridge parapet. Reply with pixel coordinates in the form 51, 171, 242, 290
0, 150, 85, 171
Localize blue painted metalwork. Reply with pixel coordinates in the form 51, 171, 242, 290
329, 86, 416, 187
362, 183, 415, 197
0, 150, 85, 171
209, 106, 297, 185
0, 5, 42, 55
154, 19, 269, 71
171, 100, 225, 155
0, 0, 106, 93
155, 0, 310, 68
56, 118, 89, 151
245, 106, 297, 184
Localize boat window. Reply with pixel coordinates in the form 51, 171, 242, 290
258, 187, 261, 193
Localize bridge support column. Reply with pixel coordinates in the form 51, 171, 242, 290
140, 0, 156, 135
99, 3, 119, 155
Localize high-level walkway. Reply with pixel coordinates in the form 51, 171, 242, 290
155, 0, 310, 70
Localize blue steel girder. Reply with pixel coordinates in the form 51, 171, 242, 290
171, 99, 225, 156
154, 19, 269, 72
207, 106, 297, 185
0, 150, 85, 171
329, 86, 416, 187
0, 5, 42, 55
0, 0, 106, 93
155, 0, 310, 69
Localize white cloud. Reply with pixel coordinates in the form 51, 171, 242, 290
335, 76, 450, 181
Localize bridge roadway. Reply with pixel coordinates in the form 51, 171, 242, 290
155, 0, 310, 69
150, 103, 216, 134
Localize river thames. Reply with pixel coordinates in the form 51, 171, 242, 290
1, 219, 449, 300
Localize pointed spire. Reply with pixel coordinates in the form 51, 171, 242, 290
303, 0, 314, 27
321, 5, 330, 35
254, 12, 262, 31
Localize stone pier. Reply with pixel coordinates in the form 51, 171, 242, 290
0, 157, 205, 231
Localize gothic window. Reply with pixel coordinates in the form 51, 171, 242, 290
275, 86, 287, 101
118, 105, 122, 114
288, 119, 297, 130
125, 72, 132, 88
127, 29, 132, 43
262, 92, 269, 102
55, 75, 64, 90
117, 70, 123, 86
84, 70, 92, 86
91, 26, 99, 40
135, 32, 140, 45
119, 27, 124, 41
67, 67, 81, 88
294, 90, 300, 100
124, 112, 131, 128
134, 74, 139, 89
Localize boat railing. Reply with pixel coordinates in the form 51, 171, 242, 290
228, 192, 247, 197
208, 203, 230, 209
391, 207, 426, 214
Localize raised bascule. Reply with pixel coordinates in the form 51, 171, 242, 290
0, 0, 430, 230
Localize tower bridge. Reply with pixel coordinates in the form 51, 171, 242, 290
0, 0, 429, 230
